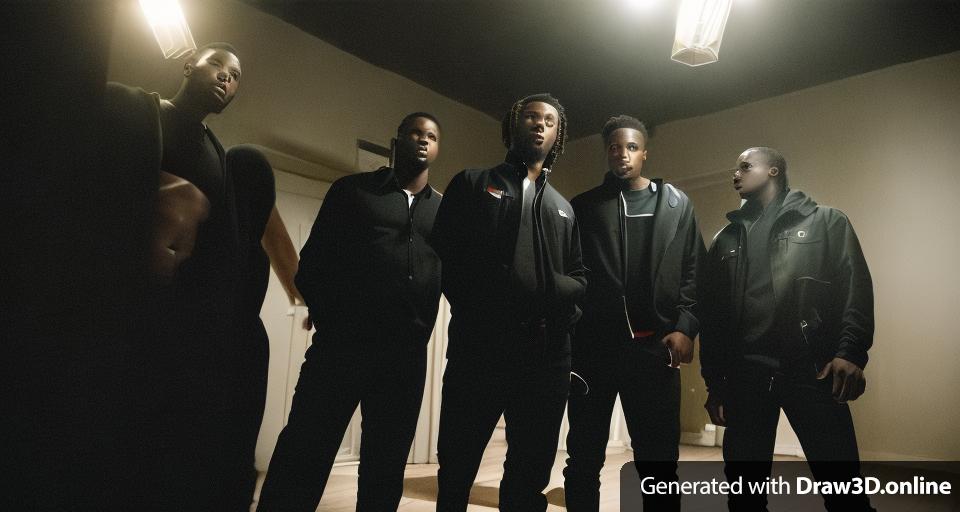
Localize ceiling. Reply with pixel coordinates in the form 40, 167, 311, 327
244, 0, 960, 139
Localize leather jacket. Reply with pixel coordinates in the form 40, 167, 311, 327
700, 189, 874, 390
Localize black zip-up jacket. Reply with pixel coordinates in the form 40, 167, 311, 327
433, 154, 587, 358
571, 174, 705, 354
295, 166, 442, 345
700, 189, 874, 391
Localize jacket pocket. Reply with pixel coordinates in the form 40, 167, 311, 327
795, 276, 837, 368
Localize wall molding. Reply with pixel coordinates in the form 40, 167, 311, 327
249, 144, 353, 184
669, 167, 735, 192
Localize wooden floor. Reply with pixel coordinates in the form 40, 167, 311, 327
249, 429, 958, 511
250, 429, 767, 512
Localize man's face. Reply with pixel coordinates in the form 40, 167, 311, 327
185, 48, 241, 113
396, 117, 440, 170
606, 128, 647, 182
513, 101, 559, 163
733, 149, 776, 199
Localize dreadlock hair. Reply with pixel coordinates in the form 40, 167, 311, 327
501, 93, 568, 169
745, 146, 789, 190
601, 115, 649, 146
191, 42, 240, 62
397, 111, 441, 136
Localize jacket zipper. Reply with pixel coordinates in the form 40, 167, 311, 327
799, 319, 819, 373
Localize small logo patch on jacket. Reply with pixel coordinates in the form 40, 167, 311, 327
558, 209, 570, 219
486, 186, 503, 199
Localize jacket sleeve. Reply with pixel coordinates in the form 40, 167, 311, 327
698, 237, 728, 394
673, 198, 706, 340
433, 170, 474, 307
828, 210, 874, 369
294, 178, 353, 314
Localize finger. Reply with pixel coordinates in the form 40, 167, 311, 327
816, 362, 831, 380
718, 404, 726, 426
667, 345, 680, 368
837, 373, 852, 402
680, 342, 694, 364
832, 369, 843, 397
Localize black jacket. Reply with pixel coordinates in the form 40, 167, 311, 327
571, 174, 705, 353
700, 189, 874, 390
295, 166, 442, 345
433, 155, 587, 358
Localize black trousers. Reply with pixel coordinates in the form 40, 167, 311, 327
563, 337, 681, 512
722, 362, 875, 512
436, 322, 571, 512
256, 337, 427, 512
132, 309, 249, 512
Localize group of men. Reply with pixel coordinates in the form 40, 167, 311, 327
39, 35, 874, 511
255, 88, 876, 512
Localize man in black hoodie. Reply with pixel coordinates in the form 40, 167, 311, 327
433, 94, 586, 511
563, 115, 704, 511
700, 147, 875, 511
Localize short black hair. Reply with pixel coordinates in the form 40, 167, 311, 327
501, 93, 568, 169
746, 146, 789, 189
397, 112, 441, 136
601, 115, 649, 145
192, 42, 239, 62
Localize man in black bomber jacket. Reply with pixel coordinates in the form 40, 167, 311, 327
563, 115, 705, 512
433, 94, 586, 512
700, 147, 875, 511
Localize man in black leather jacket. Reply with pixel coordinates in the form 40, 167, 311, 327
564, 115, 705, 511
700, 147, 875, 511
433, 93, 586, 512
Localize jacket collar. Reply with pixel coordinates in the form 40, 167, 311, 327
373, 166, 433, 199
505, 150, 550, 184
726, 188, 816, 223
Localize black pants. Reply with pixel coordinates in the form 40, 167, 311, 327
436, 322, 571, 512
132, 309, 248, 512
228, 321, 271, 511
722, 362, 875, 511
256, 337, 427, 512
564, 337, 681, 512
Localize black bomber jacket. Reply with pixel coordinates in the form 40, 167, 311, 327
571, 173, 705, 353
432, 153, 587, 355
699, 189, 874, 390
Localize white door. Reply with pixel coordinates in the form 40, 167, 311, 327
255, 170, 363, 470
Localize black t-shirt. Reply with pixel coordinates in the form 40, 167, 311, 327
158, 104, 240, 358
738, 191, 789, 366
623, 182, 659, 331
511, 176, 545, 318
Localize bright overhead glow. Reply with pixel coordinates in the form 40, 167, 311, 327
671, 0, 733, 67
139, 0, 197, 59
623, 0, 658, 10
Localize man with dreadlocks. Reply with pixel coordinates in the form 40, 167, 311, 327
432, 94, 586, 511
563, 115, 705, 511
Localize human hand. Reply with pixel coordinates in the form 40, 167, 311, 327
704, 392, 726, 426
661, 331, 694, 367
817, 357, 866, 403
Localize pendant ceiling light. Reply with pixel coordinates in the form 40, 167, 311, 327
139, 0, 197, 59
671, 0, 734, 67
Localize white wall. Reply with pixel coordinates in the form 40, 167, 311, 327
554, 51, 960, 461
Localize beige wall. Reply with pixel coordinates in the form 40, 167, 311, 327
555, 51, 960, 460
106, 0, 504, 188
